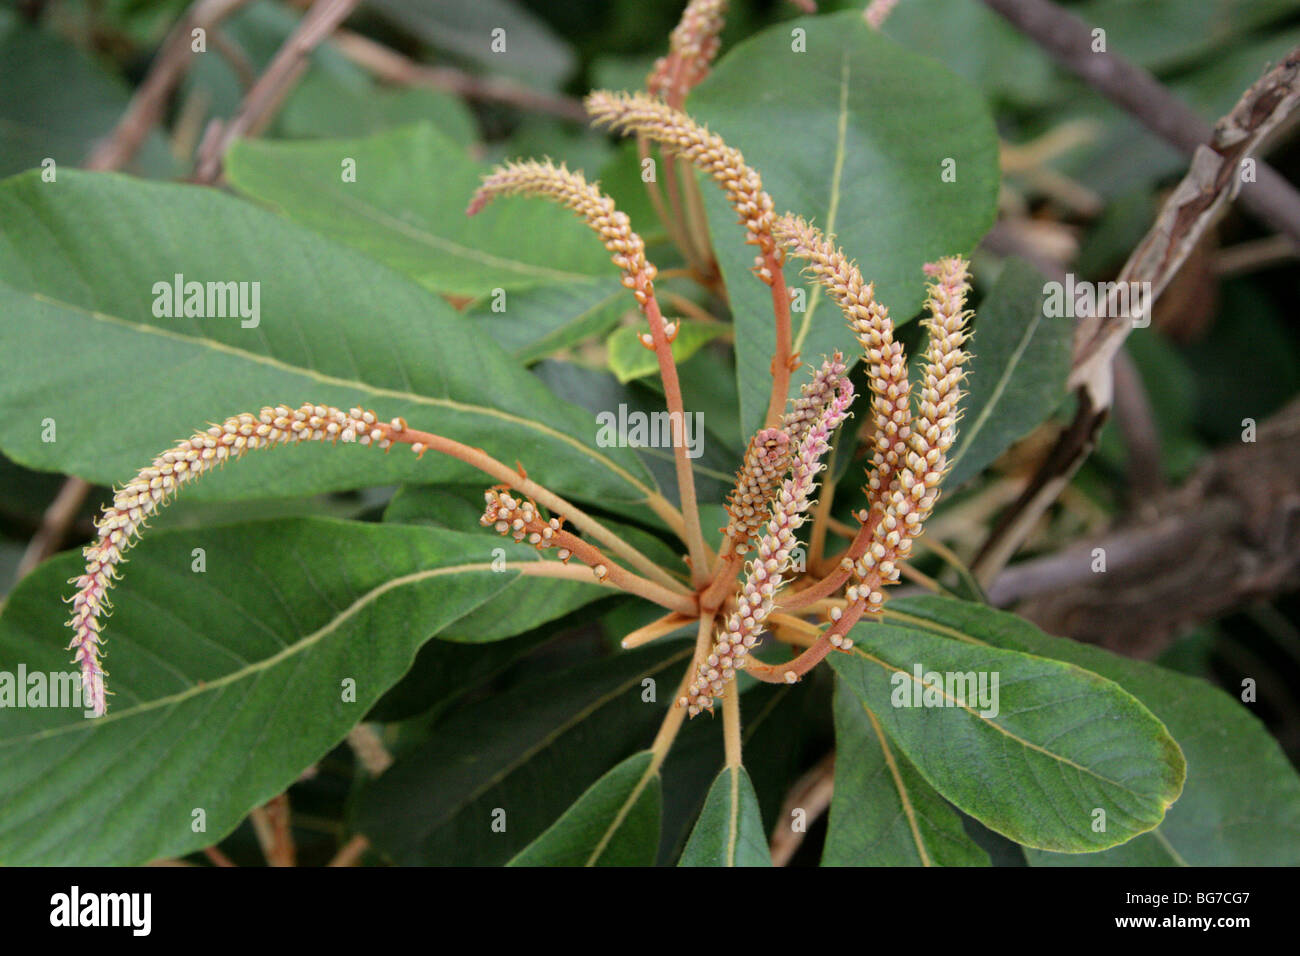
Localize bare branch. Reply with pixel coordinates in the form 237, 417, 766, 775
981, 0, 1300, 244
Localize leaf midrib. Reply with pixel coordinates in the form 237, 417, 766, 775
279, 168, 604, 285
792, 52, 852, 356
850, 645, 1154, 799
0, 561, 502, 746
15, 288, 657, 502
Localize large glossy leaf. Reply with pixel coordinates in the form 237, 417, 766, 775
945, 258, 1072, 488
0, 171, 658, 510
888, 596, 1300, 865
824, 680, 988, 866
678, 765, 772, 866
226, 125, 611, 296
279, 73, 477, 147
509, 751, 662, 866
689, 11, 999, 439
0, 517, 599, 865
829, 616, 1186, 852
354, 643, 690, 865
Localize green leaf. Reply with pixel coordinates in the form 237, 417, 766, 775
226, 124, 612, 296
279, 74, 477, 147
824, 679, 988, 866
0, 170, 658, 510
945, 258, 1072, 488
367, 0, 574, 89
888, 596, 1300, 865
0, 25, 173, 179
689, 11, 999, 440
355, 643, 690, 865
829, 615, 1186, 852
880, 0, 1058, 107
606, 320, 725, 384
469, 277, 629, 363
1075, 0, 1298, 73
679, 765, 772, 866
0, 517, 593, 865
510, 751, 662, 866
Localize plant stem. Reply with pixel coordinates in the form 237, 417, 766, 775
777, 510, 881, 611
545, 526, 698, 614
622, 611, 694, 649
700, 550, 743, 613
640, 296, 711, 585
746, 597, 869, 684
649, 611, 717, 774
762, 262, 795, 428
638, 137, 699, 267
383, 423, 688, 594
722, 687, 742, 768
807, 459, 837, 569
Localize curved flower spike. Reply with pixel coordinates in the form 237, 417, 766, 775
781, 350, 848, 450
66, 403, 418, 716
585, 90, 782, 282
647, 0, 728, 104
467, 159, 658, 305
723, 427, 791, 555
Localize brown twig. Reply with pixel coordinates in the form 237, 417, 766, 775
327, 834, 370, 866
249, 793, 295, 867
332, 28, 587, 122
981, 0, 1300, 244
973, 46, 1300, 583
988, 398, 1300, 658
16, 478, 92, 579
346, 724, 393, 776
192, 0, 361, 183
769, 752, 834, 866
202, 845, 238, 867
85, 0, 255, 171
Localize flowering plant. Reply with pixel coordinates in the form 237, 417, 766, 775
0, 0, 1297, 870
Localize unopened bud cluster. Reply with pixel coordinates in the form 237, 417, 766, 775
723, 427, 791, 554
480, 488, 572, 562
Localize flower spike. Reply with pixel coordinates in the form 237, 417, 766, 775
467, 159, 658, 305
683, 357, 854, 715
647, 0, 728, 104
723, 426, 792, 555
66, 403, 418, 716
774, 215, 912, 514
585, 90, 782, 282
849, 257, 973, 615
